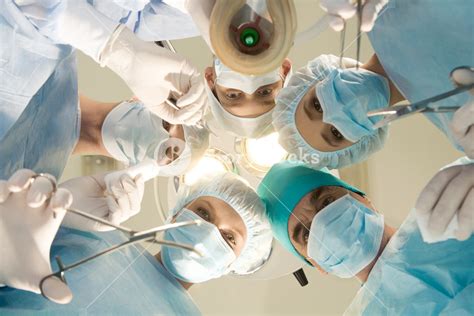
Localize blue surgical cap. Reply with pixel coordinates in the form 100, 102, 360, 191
171, 172, 273, 274
257, 161, 363, 262
272, 54, 388, 169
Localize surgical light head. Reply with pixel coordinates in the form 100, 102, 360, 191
209, 0, 297, 75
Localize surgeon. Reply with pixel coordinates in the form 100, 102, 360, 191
0, 0, 205, 141
258, 161, 474, 315
204, 57, 292, 138
273, 0, 473, 169
0, 170, 272, 314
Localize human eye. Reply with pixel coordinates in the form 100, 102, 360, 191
330, 126, 344, 140
303, 229, 309, 245
196, 207, 211, 222
225, 90, 242, 100
257, 87, 273, 97
221, 230, 236, 248
313, 99, 323, 113
321, 195, 336, 209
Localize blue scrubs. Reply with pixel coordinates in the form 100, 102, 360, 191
368, 0, 474, 151
345, 213, 474, 315
0, 50, 80, 180
0, 227, 201, 315
0, 0, 73, 140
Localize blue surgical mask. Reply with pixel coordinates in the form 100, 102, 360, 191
316, 68, 390, 142
161, 209, 236, 283
307, 194, 384, 278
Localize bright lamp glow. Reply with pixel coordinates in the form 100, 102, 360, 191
244, 133, 287, 170
182, 153, 231, 186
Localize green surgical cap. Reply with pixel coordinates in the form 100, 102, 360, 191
257, 161, 364, 262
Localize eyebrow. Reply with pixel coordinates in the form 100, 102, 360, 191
309, 187, 329, 211
303, 99, 316, 121
292, 222, 303, 244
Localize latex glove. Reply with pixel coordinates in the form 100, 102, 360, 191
319, 0, 388, 32
450, 67, 474, 159
415, 163, 474, 243
101, 25, 206, 125
60, 171, 145, 232
0, 169, 73, 304
184, 0, 216, 53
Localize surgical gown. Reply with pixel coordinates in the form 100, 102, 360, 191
0, 50, 79, 180
344, 213, 474, 315
368, 0, 474, 151
0, 227, 201, 315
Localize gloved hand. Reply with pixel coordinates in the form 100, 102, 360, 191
450, 67, 474, 159
415, 163, 474, 243
319, 0, 388, 32
101, 25, 206, 125
60, 171, 145, 231
0, 169, 73, 304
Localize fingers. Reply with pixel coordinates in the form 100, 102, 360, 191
0, 180, 10, 203
451, 99, 474, 137
428, 169, 473, 236
360, 1, 378, 32
176, 74, 205, 109
415, 165, 462, 218
27, 176, 56, 208
41, 276, 73, 305
49, 188, 73, 221
106, 195, 123, 225
327, 15, 345, 32
455, 188, 473, 241
451, 67, 474, 88
7, 169, 36, 192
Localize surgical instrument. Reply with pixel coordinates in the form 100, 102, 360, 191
39, 205, 202, 302
367, 83, 474, 128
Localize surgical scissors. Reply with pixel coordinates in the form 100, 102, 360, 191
39, 207, 202, 301
339, 0, 362, 69
367, 83, 474, 129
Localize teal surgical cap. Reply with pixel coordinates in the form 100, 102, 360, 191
257, 161, 363, 262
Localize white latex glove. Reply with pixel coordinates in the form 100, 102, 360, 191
60, 171, 145, 232
101, 25, 206, 125
319, 0, 388, 32
415, 162, 474, 243
450, 67, 474, 159
0, 169, 73, 304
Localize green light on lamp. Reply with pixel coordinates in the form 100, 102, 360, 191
240, 27, 260, 47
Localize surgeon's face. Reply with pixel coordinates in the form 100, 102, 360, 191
186, 196, 248, 257
205, 59, 292, 118
295, 87, 354, 152
288, 186, 373, 268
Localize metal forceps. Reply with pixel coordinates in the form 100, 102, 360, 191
339, 0, 362, 69
39, 207, 202, 301
367, 83, 474, 129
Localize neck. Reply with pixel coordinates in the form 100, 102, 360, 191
355, 224, 396, 283
155, 252, 193, 290
73, 95, 117, 156
361, 54, 406, 105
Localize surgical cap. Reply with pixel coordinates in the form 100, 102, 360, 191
257, 161, 363, 262
182, 124, 210, 171
272, 54, 388, 169
171, 172, 273, 274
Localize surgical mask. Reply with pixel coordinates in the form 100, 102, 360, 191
205, 83, 274, 138
316, 68, 390, 142
101, 101, 192, 176
214, 58, 282, 95
161, 208, 236, 283
307, 194, 384, 278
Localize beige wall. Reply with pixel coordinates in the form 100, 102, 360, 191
63, 1, 463, 315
